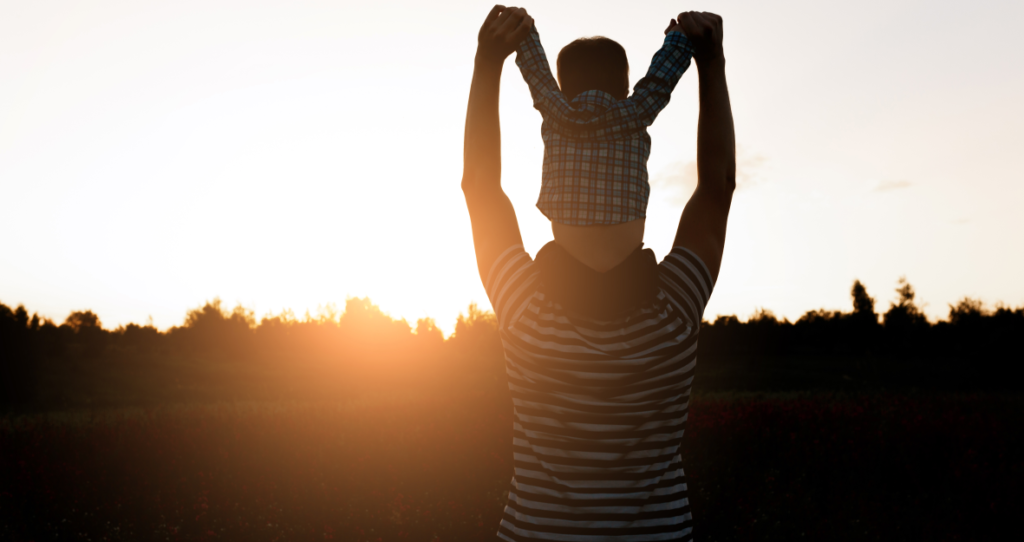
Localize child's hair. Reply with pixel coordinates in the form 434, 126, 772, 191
556, 37, 630, 101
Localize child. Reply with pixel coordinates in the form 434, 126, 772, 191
515, 21, 695, 269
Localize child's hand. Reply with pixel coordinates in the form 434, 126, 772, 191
664, 18, 685, 36
477, 5, 534, 64
667, 11, 724, 65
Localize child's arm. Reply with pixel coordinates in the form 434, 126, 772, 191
628, 26, 695, 127
514, 25, 570, 120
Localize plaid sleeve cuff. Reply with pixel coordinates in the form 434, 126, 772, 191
515, 25, 544, 62
664, 31, 695, 55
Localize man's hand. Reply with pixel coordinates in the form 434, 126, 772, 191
663, 18, 684, 35
477, 5, 534, 64
670, 10, 732, 282
666, 11, 723, 65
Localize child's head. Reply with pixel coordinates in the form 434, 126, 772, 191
557, 37, 629, 101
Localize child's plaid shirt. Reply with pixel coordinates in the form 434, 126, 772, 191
515, 27, 694, 225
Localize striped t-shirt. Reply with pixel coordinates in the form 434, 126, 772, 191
485, 244, 715, 542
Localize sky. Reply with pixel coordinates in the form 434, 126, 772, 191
2, 0, 1022, 335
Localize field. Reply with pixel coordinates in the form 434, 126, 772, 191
2, 391, 1021, 542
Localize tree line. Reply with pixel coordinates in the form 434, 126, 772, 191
2, 277, 1022, 410
698, 278, 1024, 391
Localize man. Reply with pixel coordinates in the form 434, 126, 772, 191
462, 6, 734, 541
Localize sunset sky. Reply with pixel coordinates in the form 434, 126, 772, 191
2, 0, 1022, 335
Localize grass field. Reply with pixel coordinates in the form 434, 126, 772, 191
2, 391, 1021, 541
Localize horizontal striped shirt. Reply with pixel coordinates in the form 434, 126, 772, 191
485, 244, 715, 541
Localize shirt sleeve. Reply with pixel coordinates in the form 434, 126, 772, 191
627, 31, 695, 128
658, 245, 715, 326
484, 245, 540, 327
514, 25, 571, 121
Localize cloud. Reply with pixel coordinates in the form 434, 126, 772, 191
651, 148, 767, 205
874, 180, 912, 192
651, 160, 699, 205
737, 153, 768, 185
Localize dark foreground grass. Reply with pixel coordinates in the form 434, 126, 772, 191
1, 391, 1021, 541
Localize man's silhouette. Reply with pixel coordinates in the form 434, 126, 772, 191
461, 6, 734, 540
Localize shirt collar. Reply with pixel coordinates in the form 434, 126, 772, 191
569, 90, 619, 111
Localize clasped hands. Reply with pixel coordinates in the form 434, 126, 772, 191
477, 5, 723, 65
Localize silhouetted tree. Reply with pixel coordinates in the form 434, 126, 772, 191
60, 309, 109, 359
842, 279, 880, 354
881, 276, 928, 357
116, 323, 162, 355
883, 276, 927, 328
452, 304, 498, 345
795, 309, 844, 353
415, 317, 445, 347
948, 297, 985, 326
747, 308, 788, 355
338, 297, 415, 360
168, 298, 256, 357
0, 303, 37, 406
64, 310, 101, 332
714, 315, 741, 328
450, 303, 503, 373
850, 280, 878, 324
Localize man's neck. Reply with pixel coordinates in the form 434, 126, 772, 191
551, 219, 645, 273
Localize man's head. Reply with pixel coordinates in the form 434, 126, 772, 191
557, 37, 629, 101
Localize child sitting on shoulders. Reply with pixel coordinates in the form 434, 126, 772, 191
515, 20, 694, 271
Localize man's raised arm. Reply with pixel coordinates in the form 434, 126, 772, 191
462, 6, 533, 283
671, 12, 735, 283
